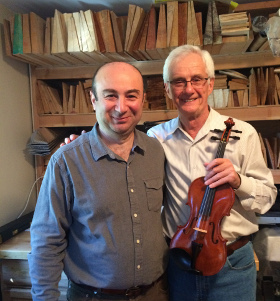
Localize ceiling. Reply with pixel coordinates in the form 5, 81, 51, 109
0, 0, 271, 19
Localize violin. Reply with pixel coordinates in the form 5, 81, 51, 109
170, 117, 241, 276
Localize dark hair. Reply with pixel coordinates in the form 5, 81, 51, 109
91, 62, 146, 101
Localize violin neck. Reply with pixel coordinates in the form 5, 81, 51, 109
198, 186, 216, 217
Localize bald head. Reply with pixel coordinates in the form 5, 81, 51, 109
92, 62, 144, 100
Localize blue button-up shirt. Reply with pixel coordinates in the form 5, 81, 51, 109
28, 124, 168, 300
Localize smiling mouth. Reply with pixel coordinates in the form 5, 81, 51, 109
180, 97, 197, 102
113, 116, 129, 122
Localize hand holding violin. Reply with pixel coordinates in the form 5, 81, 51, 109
204, 158, 241, 190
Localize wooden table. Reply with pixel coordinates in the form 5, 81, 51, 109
0, 230, 67, 301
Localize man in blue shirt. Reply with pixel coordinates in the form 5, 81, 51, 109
28, 62, 169, 301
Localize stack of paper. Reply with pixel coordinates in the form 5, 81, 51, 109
26, 127, 71, 156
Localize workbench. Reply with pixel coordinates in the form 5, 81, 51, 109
0, 230, 67, 301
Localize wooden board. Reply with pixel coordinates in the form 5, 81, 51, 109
156, 4, 168, 59
146, 6, 161, 60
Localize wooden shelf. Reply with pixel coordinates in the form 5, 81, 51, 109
33, 51, 280, 79
36, 106, 280, 127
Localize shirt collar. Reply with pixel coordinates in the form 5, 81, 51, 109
89, 124, 146, 161
175, 107, 217, 142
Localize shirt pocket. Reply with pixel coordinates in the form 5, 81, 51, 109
144, 177, 164, 212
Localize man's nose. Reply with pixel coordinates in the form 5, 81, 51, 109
115, 98, 127, 112
183, 80, 195, 92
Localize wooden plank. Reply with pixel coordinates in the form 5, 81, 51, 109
68, 12, 99, 64
62, 82, 69, 113
72, 12, 83, 50
188, 1, 200, 46
12, 14, 46, 65
131, 13, 149, 61
146, 6, 162, 60
43, 17, 70, 66
30, 12, 45, 54
264, 138, 276, 169
136, 13, 152, 61
195, 12, 203, 47
37, 80, 52, 113
80, 11, 93, 52
68, 85, 75, 113
84, 10, 99, 52
74, 83, 80, 113
248, 33, 267, 52
203, 1, 213, 53
219, 30, 253, 54
51, 10, 85, 65
22, 14, 31, 53
262, 68, 269, 105
30, 12, 71, 66
52, 9, 66, 53
168, 1, 178, 49
221, 27, 250, 36
47, 85, 63, 114
212, 1, 222, 45
166, 2, 174, 47
259, 132, 268, 166
125, 4, 136, 51
126, 6, 146, 53
156, 4, 168, 59
97, 10, 127, 61
110, 11, 124, 53
67, 14, 80, 52
84, 10, 109, 63
266, 67, 276, 105
117, 16, 127, 49
234, 1, 280, 14
274, 73, 280, 103
249, 68, 258, 106
110, 11, 135, 61
9, 15, 15, 49
3, 19, 13, 57
178, 2, 187, 46
67, 14, 96, 64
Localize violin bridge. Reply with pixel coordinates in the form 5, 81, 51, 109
193, 227, 207, 233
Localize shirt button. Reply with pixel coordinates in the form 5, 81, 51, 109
134, 213, 138, 218
131, 189, 134, 192
136, 239, 140, 244
137, 265, 141, 269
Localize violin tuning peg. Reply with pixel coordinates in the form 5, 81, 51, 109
231, 130, 242, 133
211, 136, 220, 141
229, 136, 240, 140
213, 129, 223, 133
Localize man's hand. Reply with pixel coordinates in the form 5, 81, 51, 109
60, 130, 86, 147
204, 158, 241, 190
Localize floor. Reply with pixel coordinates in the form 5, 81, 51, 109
256, 277, 280, 301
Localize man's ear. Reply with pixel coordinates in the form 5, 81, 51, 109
90, 91, 96, 110
164, 82, 172, 99
208, 78, 215, 96
143, 92, 146, 105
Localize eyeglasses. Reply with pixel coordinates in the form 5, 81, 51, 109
168, 77, 209, 89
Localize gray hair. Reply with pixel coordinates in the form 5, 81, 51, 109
163, 45, 215, 83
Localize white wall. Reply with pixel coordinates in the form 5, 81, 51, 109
0, 4, 36, 227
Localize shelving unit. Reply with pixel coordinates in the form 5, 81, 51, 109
30, 50, 280, 184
